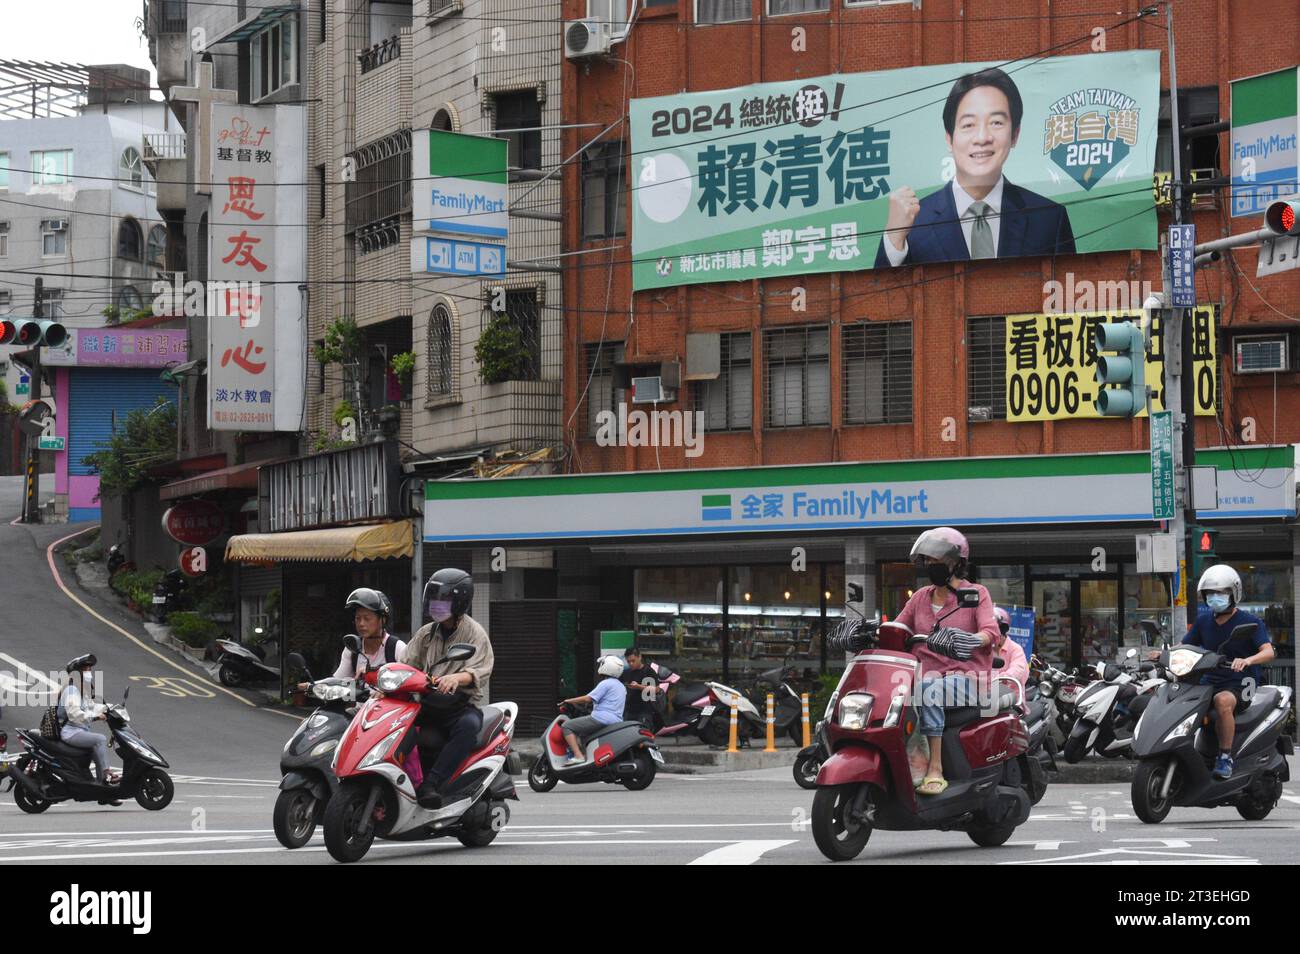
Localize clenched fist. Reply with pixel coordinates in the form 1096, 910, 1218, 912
884, 186, 920, 252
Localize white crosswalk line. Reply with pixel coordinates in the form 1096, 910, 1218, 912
0, 652, 58, 689
688, 840, 797, 865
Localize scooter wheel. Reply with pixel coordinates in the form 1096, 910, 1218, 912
14, 784, 51, 814
700, 719, 731, 748
621, 751, 656, 791
792, 750, 820, 790
457, 800, 508, 847
135, 768, 174, 811
527, 755, 558, 793
322, 781, 376, 863
1062, 734, 1089, 765
787, 722, 805, 746
811, 784, 872, 861
218, 664, 243, 688
1131, 760, 1174, 824
273, 788, 319, 849
967, 824, 1015, 847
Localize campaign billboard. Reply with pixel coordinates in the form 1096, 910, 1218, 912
630, 50, 1160, 290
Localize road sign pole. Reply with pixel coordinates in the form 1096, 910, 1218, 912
22, 279, 44, 525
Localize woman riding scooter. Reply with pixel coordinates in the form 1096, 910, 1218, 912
295, 588, 405, 692
893, 528, 999, 796
58, 654, 120, 790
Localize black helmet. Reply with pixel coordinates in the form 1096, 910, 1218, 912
345, 587, 391, 620
423, 568, 473, 622
66, 653, 97, 673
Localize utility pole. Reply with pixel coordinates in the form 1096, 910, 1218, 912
23, 278, 44, 524
1163, 2, 1193, 636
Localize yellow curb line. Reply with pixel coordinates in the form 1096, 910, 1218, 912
44, 526, 298, 721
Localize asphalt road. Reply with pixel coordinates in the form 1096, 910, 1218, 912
1, 478, 1297, 865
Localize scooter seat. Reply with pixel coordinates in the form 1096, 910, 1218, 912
474, 706, 506, 748
945, 706, 983, 728
29, 735, 92, 762
587, 720, 643, 739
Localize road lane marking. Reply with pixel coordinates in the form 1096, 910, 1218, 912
688, 840, 797, 865
0, 652, 59, 690
171, 775, 281, 786
42, 528, 297, 720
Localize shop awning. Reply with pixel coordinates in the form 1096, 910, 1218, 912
225, 520, 414, 564
209, 3, 299, 45
160, 458, 266, 501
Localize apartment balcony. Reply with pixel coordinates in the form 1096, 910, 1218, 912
142, 132, 188, 212
145, 0, 190, 93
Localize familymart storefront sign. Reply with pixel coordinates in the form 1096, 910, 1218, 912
423, 449, 1296, 544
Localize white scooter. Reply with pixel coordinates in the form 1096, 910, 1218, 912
1063, 648, 1167, 762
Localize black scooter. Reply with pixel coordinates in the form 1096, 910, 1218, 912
7, 689, 173, 813
274, 645, 366, 849
215, 637, 280, 687
1131, 628, 1294, 824
793, 719, 829, 789
151, 568, 188, 622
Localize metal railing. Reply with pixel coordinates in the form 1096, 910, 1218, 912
143, 132, 187, 161
148, 0, 188, 35
358, 35, 402, 75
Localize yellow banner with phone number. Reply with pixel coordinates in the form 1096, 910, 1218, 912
1004, 307, 1218, 422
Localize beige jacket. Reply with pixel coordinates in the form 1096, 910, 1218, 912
402, 613, 494, 706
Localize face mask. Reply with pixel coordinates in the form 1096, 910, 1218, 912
1206, 594, 1231, 614
926, 564, 952, 586
427, 599, 453, 623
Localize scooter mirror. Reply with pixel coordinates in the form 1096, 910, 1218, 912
956, 587, 981, 608
342, 634, 360, 653
444, 643, 476, 662
287, 652, 308, 678
1230, 623, 1258, 641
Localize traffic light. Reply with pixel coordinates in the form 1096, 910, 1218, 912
7, 318, 67, 348
1191, 525, 1219, 579
1093, 321, 1147, 417
1264, 197, 1300, 236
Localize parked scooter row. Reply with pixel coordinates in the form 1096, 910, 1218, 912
637, 659, 810, 748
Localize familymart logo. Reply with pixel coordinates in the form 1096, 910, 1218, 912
701, 494, 732, 521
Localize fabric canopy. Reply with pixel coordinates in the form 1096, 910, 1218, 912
225, 520, 413, 564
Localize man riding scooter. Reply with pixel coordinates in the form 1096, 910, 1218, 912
401, 568, 495, 809
1154, 565, 1275, 780
892, 527, 999, 796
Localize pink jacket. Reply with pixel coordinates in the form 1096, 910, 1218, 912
994, 635, 1030, 693
893, 582, 999, 677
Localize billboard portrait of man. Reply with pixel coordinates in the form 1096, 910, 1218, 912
875, 68, 1077, 267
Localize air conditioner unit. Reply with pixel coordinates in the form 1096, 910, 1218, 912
631, 376, 675, 404
564, 18, 612, 60
1233, 334, 1290, 374
48, 219, 68, 232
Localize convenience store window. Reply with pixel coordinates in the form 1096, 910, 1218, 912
1230, 560, 1294, 650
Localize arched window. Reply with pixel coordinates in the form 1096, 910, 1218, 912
117, 218, 143, 261
117, 284, 143, 311
120, 147, 143, 188
147, 225, 168, 269
427, 303, 454, 397
431, 105, 459, 132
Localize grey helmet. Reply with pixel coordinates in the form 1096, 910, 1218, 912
345, 587, 391, 620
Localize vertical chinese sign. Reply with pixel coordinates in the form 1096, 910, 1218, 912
208, 103, 306, 432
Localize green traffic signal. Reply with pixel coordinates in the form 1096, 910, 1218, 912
1094, 321, 1146, 417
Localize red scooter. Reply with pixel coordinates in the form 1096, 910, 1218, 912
812, 594, 1032, 861
322, 644, 519, 863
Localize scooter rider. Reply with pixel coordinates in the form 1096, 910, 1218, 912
58, 654, 120, 786
992, 607, 1029, 694
295, 588, 405, 691
1183, 564, 1275, 780
558, 656, 628, 764
893, 528, 999, 796
403, 568, 495, 809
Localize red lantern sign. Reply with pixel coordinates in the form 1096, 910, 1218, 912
162, 500, 226, 547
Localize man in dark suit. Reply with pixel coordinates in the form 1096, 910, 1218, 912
875, 68, 1075, 268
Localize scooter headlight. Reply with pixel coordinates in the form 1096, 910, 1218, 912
312, 684, 352, 703
881, 691, 906, 728
837, 692, 875, 731
1039, 681, 1053, 697
1163, 712, 1199, 743
309, 738, 339, 759
376, 667, 407, 693
358, 729, 403, 769
1167, 649, 1199, 678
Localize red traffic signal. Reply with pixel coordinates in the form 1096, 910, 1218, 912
1199, 531, 1212, 551
0, 319, 15, 345
1265, 197, 1300, 236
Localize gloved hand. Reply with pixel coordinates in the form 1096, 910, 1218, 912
928, 628, 983, 660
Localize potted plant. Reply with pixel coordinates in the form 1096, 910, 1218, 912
473, 313, 532, 384
389, 350, 415, 385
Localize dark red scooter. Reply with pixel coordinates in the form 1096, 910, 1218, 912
811, 594, 1032, 861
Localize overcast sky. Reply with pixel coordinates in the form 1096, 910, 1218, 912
1, 0, 159, 94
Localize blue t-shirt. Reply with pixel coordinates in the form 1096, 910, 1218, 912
1182, 609, 1270, 689
589, 677, 628, 725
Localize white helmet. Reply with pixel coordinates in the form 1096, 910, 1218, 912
1196, 564, 1242, 605
597, 655, 626, 679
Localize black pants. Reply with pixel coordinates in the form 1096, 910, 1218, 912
416, 706, 483, 790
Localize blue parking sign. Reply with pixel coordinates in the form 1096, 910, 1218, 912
1169, 224, 1196, 307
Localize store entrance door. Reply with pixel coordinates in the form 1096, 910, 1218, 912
1031, 577, 1121, 667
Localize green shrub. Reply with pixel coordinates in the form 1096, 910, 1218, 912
168, 611, 220, 648
474, 313, 533, 384
110, 568, 164, 610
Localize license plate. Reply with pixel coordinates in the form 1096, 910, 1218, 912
151, 596, 166, 604
649, 748, 665, 764
701, 705, 715, 716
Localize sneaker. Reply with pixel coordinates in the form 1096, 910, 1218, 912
563, 754, 586, 767
416, 782, 443, 809
1213, 754, 1234, 779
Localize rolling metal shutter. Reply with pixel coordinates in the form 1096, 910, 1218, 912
68, 369, 174, 476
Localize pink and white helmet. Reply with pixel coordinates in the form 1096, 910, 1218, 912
993, 606, 1011, 633
909, 527, 970, 571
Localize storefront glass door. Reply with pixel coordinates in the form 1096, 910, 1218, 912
1031, 576, 1121, 667
1032, 579, 1073, 665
